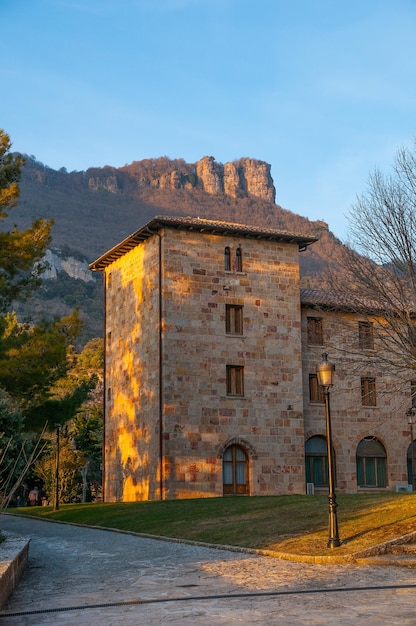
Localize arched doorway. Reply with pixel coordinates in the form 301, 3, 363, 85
223, 444, 249, 495
356, 437, 387, 487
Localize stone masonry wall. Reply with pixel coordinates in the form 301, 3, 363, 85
104, 237, 161, 502
160, 227, 305, 498
302, 306, 412, 494
103, 225, 414, 501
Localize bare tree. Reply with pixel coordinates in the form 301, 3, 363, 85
324, 140, 416, 390
0, 425, 48, 530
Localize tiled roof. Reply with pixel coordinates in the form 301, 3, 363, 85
301, 289, 343, 307
89, 215, 318, 271
301, 288, 383, 313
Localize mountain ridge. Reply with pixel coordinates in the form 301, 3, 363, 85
3, 155, 339, 344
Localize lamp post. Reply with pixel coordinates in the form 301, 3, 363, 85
53, 425, 60, 511
407, 409, 416, 491
316, 353, 341, 548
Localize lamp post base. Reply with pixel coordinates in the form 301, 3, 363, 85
327, 492, 341, 548
327, 537, 342, 549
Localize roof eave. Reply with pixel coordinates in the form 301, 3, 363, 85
89, 216, 317, 271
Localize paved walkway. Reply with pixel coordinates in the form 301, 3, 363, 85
1, 515, 416, 625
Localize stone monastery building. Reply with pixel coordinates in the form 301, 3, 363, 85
89, 216, 416, 502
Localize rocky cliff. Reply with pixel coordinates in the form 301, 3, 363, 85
85, 156, 276, 203
195, 157, 275, 202
42, 249, 95, 282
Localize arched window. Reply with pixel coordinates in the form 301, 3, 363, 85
356, 437, 387, 487
224, 247, 231, 271
236, 247, 243, 272
407, 440, 416, 486
305, 435, 332, 487
223, 444, 249, 495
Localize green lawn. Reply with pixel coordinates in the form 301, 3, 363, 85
5, 493, 416, 558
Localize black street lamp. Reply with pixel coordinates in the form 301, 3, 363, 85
407, 409, 416, 492
53, 425, 60, 511
316, 353, 341, 548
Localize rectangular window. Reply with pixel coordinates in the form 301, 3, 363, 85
409, 326, 416, 355
359, 321, 374, 350
226, 304, 243, 335
411, 381, 416, 409
309, 374, 325, 403
307, 317, 323, 345
361, 377, 376, 406
226, 365, 244, 396
357, 457, 387, 487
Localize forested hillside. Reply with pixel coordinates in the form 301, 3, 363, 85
2, 155, 343, 345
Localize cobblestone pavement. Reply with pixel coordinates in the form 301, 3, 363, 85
1, 515, 416, 625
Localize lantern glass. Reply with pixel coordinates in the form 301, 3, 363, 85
316, 353, 335, 388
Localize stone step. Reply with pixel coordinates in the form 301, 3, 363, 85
390, 543, 416, 555
355, 553, 416, 568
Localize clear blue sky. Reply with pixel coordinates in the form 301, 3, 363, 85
3, 0, 416, 240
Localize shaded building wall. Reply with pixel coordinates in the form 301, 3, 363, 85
301, 305, 411, 494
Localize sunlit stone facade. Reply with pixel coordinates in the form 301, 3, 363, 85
91, 217, 316, 501
90, 216, 414, 501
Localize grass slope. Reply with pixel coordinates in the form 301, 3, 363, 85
7, 493, 416, 557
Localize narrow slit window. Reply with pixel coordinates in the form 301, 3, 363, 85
236, 248, 243, 272
224, 247, 231, 271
